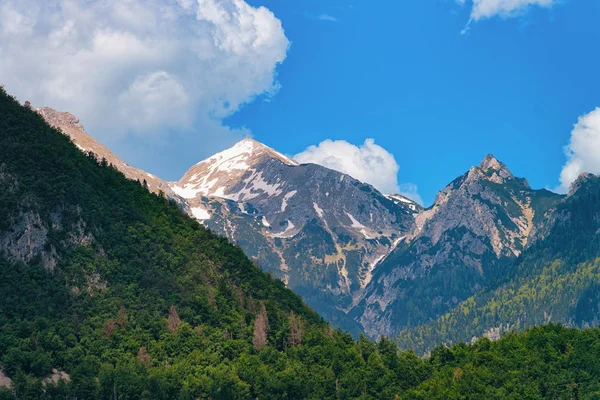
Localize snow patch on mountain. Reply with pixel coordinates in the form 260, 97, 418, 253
191, 207, 210, 221
313, 202, 325, 218
281, 190, 297, 212
386, 194, 420, 212
225, 170, 283, 201
199, 138, 298, 169
360, 229, 373, 239
172, 178, 216, 199
346, 212, 366, 229
270, 220, 297, 238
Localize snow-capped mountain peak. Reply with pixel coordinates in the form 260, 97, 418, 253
171, 138, 298, 200
196, 138, 298, 169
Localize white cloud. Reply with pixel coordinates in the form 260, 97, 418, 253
317, 14, 338, 22
558, 107, 600, 193
294, 139, 422, 203
457, 0, 555, 33
471, 0, 554, 20
0, 0, 288, 146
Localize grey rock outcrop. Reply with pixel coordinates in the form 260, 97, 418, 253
0, 369, 12, 389
351, 155, 562, 337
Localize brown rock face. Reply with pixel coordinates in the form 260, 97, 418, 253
568, 172, 596, 197
37, 107, 178, 199
0, 369, 12, 389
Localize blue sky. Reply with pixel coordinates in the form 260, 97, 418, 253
1, 0, 599, 206
226, 0, 600, 205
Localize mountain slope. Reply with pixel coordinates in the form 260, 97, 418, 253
35, 107, 417, 335
37, 106, 178, 199
395, 173, 600, 354
0, 86, 326, 396
169, 139, 416, 334
352, 155, 562, 337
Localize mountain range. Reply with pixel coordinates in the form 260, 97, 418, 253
6, 84, 600, 399
35, 103, 600, 352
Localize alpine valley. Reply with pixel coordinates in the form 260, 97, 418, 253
35, 101, 600, 356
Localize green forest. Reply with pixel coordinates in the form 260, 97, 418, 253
2, 87, 600, 399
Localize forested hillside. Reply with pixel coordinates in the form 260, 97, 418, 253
3, 87, 600, 399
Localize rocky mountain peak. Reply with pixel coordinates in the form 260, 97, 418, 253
206, 138, 298, 168
357, 155, 562, 338
568, 172, 596, 197
173, 138, 298, 200
465, 154, 516, 185
479, 154, 503, 171
414, 154, 539, 258
37, 107, 85, 131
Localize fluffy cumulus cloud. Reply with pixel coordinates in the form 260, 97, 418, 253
294, 139, 423, 203
558, 108, 600, 193
0, 0, 288, 168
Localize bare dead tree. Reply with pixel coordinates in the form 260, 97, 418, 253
116, 305, 128, 328
232, 285, 245, 310
104, 320, 116, 339
168, 305, 181, 333
289, 311, 303, 347
137, 346, 150, 367
325, 325, 335, 338
253, 302, 269, 350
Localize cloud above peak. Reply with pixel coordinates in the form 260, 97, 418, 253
294, 139, 423, 204
558, 108, 600, 193
0, 0, 288, 142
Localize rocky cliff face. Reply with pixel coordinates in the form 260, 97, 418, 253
0, 161, 91, 271
169, 139, 416, 332
351, 155, 562, 337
